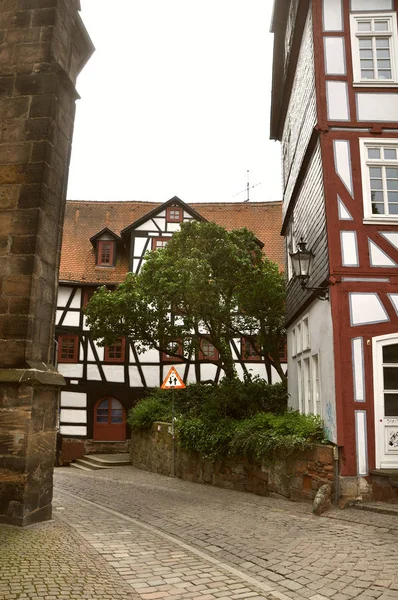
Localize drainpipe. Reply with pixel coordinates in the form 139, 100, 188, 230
333, 445, 340, 505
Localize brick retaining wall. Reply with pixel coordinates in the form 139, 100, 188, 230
131, 422, 335, 502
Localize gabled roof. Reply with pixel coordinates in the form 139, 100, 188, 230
89, 227, 123, 245
120, 196, 207, 236
60, 199, 283, 284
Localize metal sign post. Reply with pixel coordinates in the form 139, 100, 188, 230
161, 366, 186, 478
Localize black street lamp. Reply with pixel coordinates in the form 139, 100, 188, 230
289, 239, 329, 300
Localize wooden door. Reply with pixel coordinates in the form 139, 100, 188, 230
374, 336, 398, 469
93, 397, 126, 441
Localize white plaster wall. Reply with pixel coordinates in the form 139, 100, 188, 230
288, 298, 337, 443
129, 366, 142, 387
58, 364, 83, 378
357, 94, 398, 122
60, 391, 87, 408
323, 0, 343, 31
351, 0, 392, 9
166, 222, 181, 233
327, 81, 350, 121
60, 409, 86, 424
70, 289, 81, 309
62, 311, 80, 327
87, 364, 101, 381
324, 37, 346, 75
134, 237, 148, 255
103, 365, 124, 383
57, 287, 73, 307
142, 365, 159, 387
60, 425, 87, 436
201, 363, 218, 381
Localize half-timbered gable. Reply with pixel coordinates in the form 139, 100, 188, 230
271, 0, 398, 500
56, 197, 284, 461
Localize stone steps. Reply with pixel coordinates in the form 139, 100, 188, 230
71, 453, 131, 471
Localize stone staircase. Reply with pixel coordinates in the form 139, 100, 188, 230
368, 469, 398, 503
70, 453, 130, 472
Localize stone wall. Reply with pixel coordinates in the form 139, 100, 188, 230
60, 439, 131, 464
0, 0, 93, 526
131, 422, 335, 502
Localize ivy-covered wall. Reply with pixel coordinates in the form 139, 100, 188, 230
131, 422, 335, 502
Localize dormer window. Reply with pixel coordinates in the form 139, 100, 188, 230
97, 240, 115, 266
90, 228, 122, 268
166, 206, 183, 222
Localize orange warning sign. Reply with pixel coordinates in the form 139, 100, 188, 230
161, 366, 186, 389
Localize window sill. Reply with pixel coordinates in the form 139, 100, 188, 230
363, 217, 398, 225
353, 82, 398, 88
95, 266, 115, 269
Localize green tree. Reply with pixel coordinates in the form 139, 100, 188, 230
84, 220, 285, 383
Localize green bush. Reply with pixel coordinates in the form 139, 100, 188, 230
127, 394, 172, 429
228, 412, 325, 462
127, 380, 325, 462
128, 377, 288, 430
176, 411, 325, 463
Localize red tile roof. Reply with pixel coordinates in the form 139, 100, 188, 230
60, 200, 284, 284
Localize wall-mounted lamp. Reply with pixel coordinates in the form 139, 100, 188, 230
289, 239, 329, 301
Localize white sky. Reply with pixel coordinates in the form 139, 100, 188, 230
67, 0, 282, 204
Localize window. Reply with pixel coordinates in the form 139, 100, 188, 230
199, 339, 219, 361
286, 221, 296, 281
97, 240, 115, 266
279, 340, 288, 363
360, 139, 398, 219
303, 357, 312, 414
241, 338, 260, 361
166, 206, 183, 222
296, 322, 302, 354
162, 340, 183, 361
297, 360, 303, 413
152, 237, 170, 250
291, 328, 297, 357
350, 13, 398, 84
312, 354, 321, 416
58, 335, 79, 363
104, 338, 125, 363
302, 317, 310, 350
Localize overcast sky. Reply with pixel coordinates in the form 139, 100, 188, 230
67, 0, 282, 204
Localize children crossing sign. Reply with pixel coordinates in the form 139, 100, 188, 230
161, 366, 186, 389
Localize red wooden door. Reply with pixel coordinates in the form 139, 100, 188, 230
93, 397, 126, 441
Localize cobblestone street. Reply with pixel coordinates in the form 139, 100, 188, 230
2, 466, 398, 599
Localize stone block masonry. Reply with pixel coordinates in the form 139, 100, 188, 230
131, 422, 335, 502
0, 0, 93, 525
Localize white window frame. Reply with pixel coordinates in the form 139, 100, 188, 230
350, 12, 398, 86
311, 354, 321, 417
302, 316, 310, 351
297, 360, 303, 413
359, 138, 398, 222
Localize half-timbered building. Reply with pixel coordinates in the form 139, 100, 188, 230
271, 0, 398, 500
57, 197, 284, 461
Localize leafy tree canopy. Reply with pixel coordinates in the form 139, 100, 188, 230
84, 220, 286, 382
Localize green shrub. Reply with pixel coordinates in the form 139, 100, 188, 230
128, 378, 288, 431
228, 412, 325, 462
175, 411, 325, 463
127, 394, 172, 429
127, 381, 325, 463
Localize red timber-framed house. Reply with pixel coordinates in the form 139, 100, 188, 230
56, 197, 285, 462
271, 0, 398, 501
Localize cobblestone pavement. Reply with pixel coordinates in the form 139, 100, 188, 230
54, 467, 398, 600
0, 507, 137, 600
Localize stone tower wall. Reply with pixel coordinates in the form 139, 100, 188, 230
0, 0, 93, 526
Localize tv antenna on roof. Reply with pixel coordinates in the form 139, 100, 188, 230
233, 170, 261, 202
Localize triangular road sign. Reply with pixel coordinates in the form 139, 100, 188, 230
161, 366, 186, 389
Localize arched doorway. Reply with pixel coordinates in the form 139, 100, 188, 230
93, 397, 126, 441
